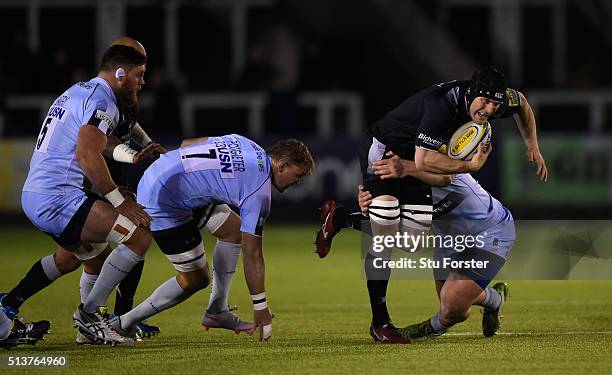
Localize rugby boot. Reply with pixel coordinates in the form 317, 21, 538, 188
482, 282, 509, 337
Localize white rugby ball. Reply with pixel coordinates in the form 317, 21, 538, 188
447, 121, 491, 161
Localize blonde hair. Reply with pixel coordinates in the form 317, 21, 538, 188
267, 139, 315, 175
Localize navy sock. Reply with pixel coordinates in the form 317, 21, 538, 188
3, 256, 60, 310
364, 253, 391, 327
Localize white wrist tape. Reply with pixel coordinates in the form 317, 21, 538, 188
105, 188, 125, 208
262, 324, 272, 340
134, 123, 153, 146
112, 143, 137, 164
251, 292, 268, 311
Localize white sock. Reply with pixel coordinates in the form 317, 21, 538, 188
120, 277, 188, 329
206, 241, 241, 314
40, 254, 62, 280
83, 245, 143, 313
482, 287, 503, 311
430, 312, 450, 333
0, 308, 12, 340
79, 271, 98, 304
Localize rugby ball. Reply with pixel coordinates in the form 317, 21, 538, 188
447, 121, 491, 161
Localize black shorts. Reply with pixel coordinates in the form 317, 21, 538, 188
49, 192, 102, 247
192, 203, 229, 230
363, 177, 432, 206
359, 133, 432, 205
152, 219, 202, 256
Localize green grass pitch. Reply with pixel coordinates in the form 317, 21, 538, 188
1, 226, 611, 374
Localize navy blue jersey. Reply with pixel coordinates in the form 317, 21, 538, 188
369, 80, 521, 160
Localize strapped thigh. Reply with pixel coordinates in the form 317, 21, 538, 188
399, 183, 433, 231
196, 204, 232, 234
165, 242, 207, 272
400, 204, 433, 231
153, 219, 207, 272
369, 198, 400, 225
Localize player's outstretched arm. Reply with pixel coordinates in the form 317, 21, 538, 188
76, 125, 151, 227
105, 131, 166, 166
242, 232, 273, 341
415, 145, 491, 174
103, 134, 137, 162
513, 92, 548, 182
131, 122, 167, 157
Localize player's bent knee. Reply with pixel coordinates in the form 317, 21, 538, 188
82, 245, 112, 274
369, 197, 400, 226
54, 247, 82, 274
177, 268, 210, 294
72, 242, 108, 262
124, 227, 152, 256
106, 214, 138, 245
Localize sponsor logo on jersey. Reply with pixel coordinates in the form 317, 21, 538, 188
78, 82, 94, 89
255, 151, 265, 172
250, 141, 264, 152
213, 138, 246, 177
47, 106, 67, 123
506, 89, 519, 107
73, 194, 85, 206
94, 110, 116, 133
227, 139, 246, 172
417, 133, 444, 149
54, 95, 69, 107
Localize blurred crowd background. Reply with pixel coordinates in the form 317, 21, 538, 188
0, 0, 611, 222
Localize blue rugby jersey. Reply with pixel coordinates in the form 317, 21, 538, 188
138, 134, 271, 236
23, 77, 120, 195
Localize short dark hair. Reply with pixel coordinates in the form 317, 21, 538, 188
99, 45, 147, 72
267, 139, 315, 175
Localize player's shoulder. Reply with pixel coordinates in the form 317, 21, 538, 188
70, 78, 117, 110
423, 80, 466, 108
492, 87, 522, 119
505, 88, 521, 108
45, 79, 113, 121
230, 133, 264, 149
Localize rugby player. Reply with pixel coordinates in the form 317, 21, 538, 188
316, 66, 547, 343
1, 38, 165, 346
107, 135, 314, 342
18, 43, 153, 346
356, 173, 513, 340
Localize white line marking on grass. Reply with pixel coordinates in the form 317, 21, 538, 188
445, 331, 612, 337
